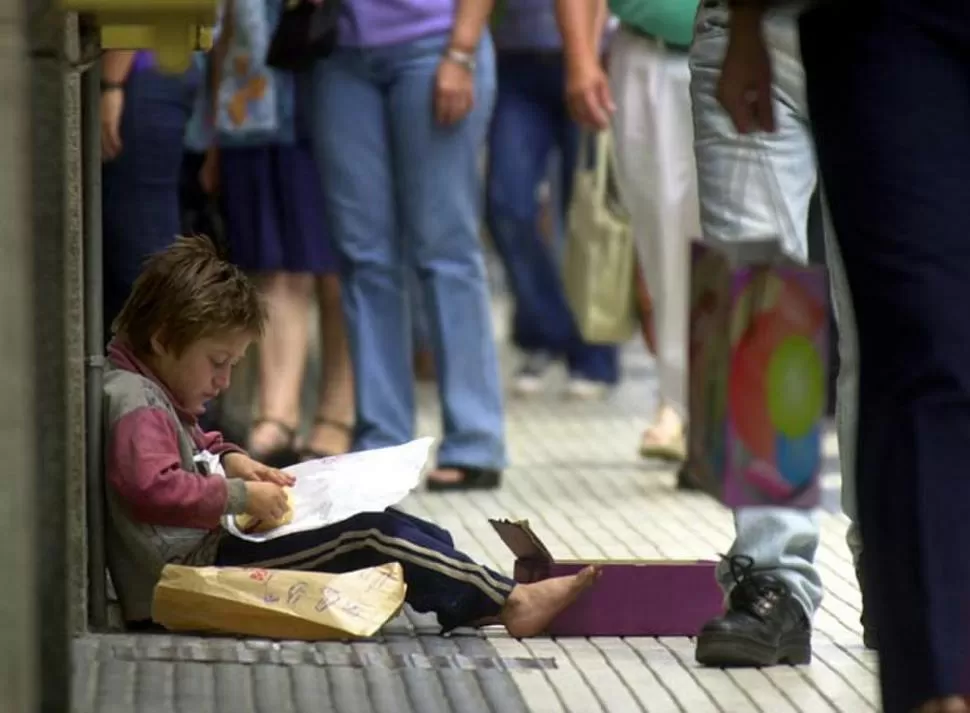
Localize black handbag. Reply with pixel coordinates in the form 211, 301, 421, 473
266, 0, 342, 72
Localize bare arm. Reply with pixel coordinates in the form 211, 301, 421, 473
728, 0, 769, 8
208, 0, 235, 121
100, 51, 136, 159
717, 0, 773, 133
555, 0, 614, 129
433, 0, 494, 125
729, 4, 767, 31
592, 0, 608, 55
449, 0, 495, 52
101, 50, 136, 85
197, 0, 235, 193
555, 0, 599, 67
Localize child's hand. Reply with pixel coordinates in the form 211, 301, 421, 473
223, 452, 296, 487
244, 482, 289, 522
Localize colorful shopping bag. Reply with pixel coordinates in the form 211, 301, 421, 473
686, 239, 829, 508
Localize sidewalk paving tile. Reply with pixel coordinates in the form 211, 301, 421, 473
73, 297, 878, 712
402, 313, 877, 712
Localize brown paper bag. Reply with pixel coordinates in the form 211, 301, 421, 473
151, 562, 407, 640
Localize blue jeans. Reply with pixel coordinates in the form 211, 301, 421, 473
408, 265, 432, 352
311, 33, 506, 470
486, 52, 618, 383
102, 65, 200, 335
692, 6, 860, 618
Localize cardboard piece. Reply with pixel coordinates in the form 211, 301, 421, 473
152, 562, 406, 640
687, 239, 829, 509
490, 520, 723, 637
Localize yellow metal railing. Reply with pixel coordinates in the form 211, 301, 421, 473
63, 0, 217, 71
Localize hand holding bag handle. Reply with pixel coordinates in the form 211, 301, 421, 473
579, 129, 615, 220
563, 129, 639, 345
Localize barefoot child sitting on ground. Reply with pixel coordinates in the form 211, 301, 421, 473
103, 235, 598, 636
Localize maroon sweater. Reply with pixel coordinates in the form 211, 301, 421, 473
103, 340, 248, 621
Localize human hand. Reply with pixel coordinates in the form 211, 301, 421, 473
434, 55, 475, 126
243, 481, 290, 522
199, 148, 220, 195
100, 88, 125, 160
565, 59, 615, 131
717, 13, 774, 134
224, 452, 296, 487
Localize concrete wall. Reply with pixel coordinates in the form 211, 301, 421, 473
0, 0, 38, 709
0, 0, 85, 704
25, 0, 87, 709
27, 0, 87, 647
63, 14, 89, 642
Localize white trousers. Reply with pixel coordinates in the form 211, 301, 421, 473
609, 28, 700, 416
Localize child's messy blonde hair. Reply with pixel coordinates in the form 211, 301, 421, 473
113, 235, 266, 356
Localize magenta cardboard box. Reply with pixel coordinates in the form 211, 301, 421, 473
490, 520, 723, 637
687, 239, 829, 509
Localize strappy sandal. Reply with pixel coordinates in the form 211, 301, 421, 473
248, 418, 299, 469
426, 465, 502, 492
299, 417, 353, 461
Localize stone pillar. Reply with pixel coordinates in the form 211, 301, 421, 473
0, 0, 38, 709
25, 0, 86, 708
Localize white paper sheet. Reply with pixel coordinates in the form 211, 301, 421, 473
222, 438, 436, 542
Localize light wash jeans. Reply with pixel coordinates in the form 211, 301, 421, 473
310, 33, 507, 470
691, 1, 860, 617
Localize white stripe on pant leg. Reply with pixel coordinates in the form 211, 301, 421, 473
294, 535, 512, 606
235, 527, 515, 599
609, 28, 697, 416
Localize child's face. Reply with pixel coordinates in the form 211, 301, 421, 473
152, 331, 253, 416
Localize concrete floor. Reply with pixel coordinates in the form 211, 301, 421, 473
74, 295, 875, 713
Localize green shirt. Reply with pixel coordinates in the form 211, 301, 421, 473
608, 0, 700, 47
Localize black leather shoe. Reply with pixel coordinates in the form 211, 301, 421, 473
854, 554, 878, 650
695, 555, 813, 667
676, 462, 701, 491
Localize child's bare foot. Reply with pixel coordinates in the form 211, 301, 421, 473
918, 697, 970, 713
500, 566, 601, 638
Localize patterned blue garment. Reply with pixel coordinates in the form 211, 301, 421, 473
184, 0, 295, 150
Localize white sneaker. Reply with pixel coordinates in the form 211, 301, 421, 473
512, 353, 554, 397
564, 376, 611, 400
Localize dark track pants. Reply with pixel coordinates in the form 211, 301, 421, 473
217, 509, 515, 632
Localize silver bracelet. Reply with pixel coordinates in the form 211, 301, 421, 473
444, 47, 476, 72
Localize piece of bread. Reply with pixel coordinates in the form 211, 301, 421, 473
236, 488, 294, 534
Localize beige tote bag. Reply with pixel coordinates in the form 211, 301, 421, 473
563, 131, 638, 344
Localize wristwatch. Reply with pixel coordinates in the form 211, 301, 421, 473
100, 79, 124, 93
443, 47, 476, 72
